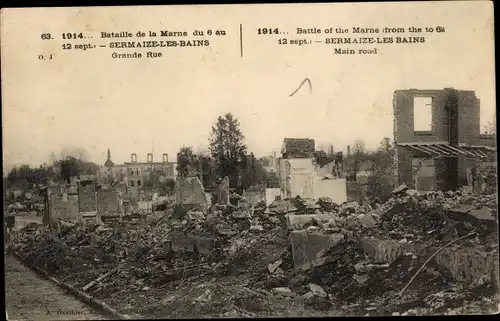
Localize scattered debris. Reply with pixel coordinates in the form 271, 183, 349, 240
7, 187, 499, 317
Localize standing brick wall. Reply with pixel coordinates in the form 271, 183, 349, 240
393, 90, 449, 143
457, 92, 481, 145
393, 89, 481, 190
395, 146, 417, 189
393, 89, 480, 145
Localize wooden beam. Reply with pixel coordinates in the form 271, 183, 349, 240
406, 144, 433, 155
415, 145, 442, 156
432, 144, 456, 155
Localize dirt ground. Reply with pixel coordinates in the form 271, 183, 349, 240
4, 255, 108, 321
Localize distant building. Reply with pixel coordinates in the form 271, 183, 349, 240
261, 151, 279, 173
101, 149, 127, 183
101, 150, 177, 201
124, 153, 177, 189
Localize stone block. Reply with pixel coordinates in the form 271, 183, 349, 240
434, 245, 499, 287
286, 214, 314, 229
359, 236, 500, 288
360, 214, 377, 228
289, 231, 344, 270
447, 206, 497, 232
358, 237, 420, 263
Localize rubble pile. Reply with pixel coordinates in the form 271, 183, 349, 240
6, 185, 499, 317
275, 187, 497, 247
368, 186, 498, 246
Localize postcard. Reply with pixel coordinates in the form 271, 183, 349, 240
2, 2, 498, 319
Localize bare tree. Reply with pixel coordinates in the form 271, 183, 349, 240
378, 137, 391, 152
353, 139, 366, 155
59, 146, 91, 162
484, 115, 496, 135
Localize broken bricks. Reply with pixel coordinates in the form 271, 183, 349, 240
308, 283, 327, 298
268, 259, 283, 273
8, 186, 499, 317
271, 287, 297, 297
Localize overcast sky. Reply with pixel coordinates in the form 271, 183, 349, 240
2, 2, 495, 170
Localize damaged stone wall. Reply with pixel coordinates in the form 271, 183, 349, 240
395, 146, 419, 190
457, 91, 481, 145
393, 89, 486, 191
97, 189, 120, 214
279, 158, 317, 199
79, 181, 97, 212
175, 176, 209, 207
397, 146, 474, 192
393, 90, 449, 143
316, 179, 347, 205
49, 189, 79, 222
393, 89, 480, 144
434, 245, 500, 288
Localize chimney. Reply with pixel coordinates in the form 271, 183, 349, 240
147, 153, 153, 163
163, 153, 168, 162
347, 145, 351, 157
446, 89, 459, 145
131, 153, 137, 163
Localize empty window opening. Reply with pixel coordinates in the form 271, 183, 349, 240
413, 97, 433, 132
137, 180, 141, 186
130, 180, 135, 187
131, 153, 137, 162
411, 157, 436, 191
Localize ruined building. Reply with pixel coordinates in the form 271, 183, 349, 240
279, 138, 317, 199
393, 88, 496, 192
125, 153, 177, 188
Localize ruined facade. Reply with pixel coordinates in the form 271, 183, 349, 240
124, 153, 177, 188
393, 88, 496, 191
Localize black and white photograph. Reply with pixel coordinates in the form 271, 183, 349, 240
2, 2, 498, 319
